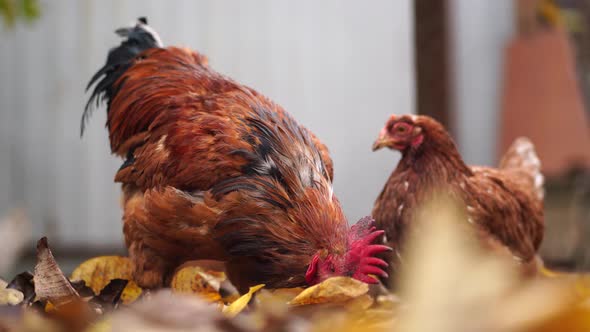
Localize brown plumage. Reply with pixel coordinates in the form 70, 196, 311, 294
372, 114, 544, 284
83, 18, 389, 293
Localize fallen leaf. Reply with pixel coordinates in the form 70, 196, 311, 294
344, 293, 374, 311
251, 288, 304, 319
7, 271, 35, 304
539, 265, 562, 278
289, 277, 369, 306
396, 195, 576, 332
45, 298, 96, 332
111, 290, 235, 332
70, 256, 142, 304
222, 284, 264, 317
70, 280, 96, 298
171, 265, 226, 302
34, 237, 79, 307
90, 279, 128, 310
0, 279, 24, 305
259, 287, 304, 304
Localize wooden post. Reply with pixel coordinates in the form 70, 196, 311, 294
414, 0, 453, 133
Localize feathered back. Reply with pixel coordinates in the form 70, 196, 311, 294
499, 137, 545, 200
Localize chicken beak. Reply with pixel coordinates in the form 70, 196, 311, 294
372, 131, 391, 151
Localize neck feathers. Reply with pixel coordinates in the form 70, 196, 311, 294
399, 127, 472, 185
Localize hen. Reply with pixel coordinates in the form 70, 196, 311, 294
82, 18, 389, 293
372, 114, 544, 283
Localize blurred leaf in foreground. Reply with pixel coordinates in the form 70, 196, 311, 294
396, 195, 581, 332
110, 290, 238, 332
70, 256, 142, 304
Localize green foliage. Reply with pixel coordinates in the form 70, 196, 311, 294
0, 0, 40, 27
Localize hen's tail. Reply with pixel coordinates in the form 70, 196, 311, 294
499, 137, 544, 200
81, 17, 163, 136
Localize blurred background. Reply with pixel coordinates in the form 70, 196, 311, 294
0, 0, 588, 275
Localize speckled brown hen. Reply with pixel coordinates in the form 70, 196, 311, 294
82, 18, 389, 293
372, 114, 544, 285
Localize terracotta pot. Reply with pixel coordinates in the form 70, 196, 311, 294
500, 28, 590, 176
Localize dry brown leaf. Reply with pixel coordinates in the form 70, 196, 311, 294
70, 256, 142, 304
34, 237, 79, 307
171, 265, 226, 302
45, 298, 97, 332
289, 277, 369, 306
222, 284, 264, 318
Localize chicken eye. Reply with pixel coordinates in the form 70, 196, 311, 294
393, 124, 409, 134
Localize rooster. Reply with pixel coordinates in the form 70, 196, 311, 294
82, 18, 390, 292
372, 114, 544, 283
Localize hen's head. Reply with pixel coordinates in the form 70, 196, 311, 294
305, 216, 390, 285
372, 114, 446, 152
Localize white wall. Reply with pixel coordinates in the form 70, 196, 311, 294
0, 0, 415, 248
449, 0, 515, 165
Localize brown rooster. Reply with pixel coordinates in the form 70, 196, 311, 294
82, 18, 389, 292
372, 114, 544, 283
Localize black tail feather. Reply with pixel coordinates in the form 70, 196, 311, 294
81, 17, 163, 136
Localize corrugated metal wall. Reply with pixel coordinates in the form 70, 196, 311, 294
0, 0, 415, 248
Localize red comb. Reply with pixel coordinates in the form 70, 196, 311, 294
346, 216, 391, 284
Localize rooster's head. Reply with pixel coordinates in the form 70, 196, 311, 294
304, 216, 390, 285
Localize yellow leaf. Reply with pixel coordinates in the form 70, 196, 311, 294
539, 265, 562, 278
171, 265, 226, 302
70, 256, 142, 304
45, 301, 55, 312
259, 287, 304, 304
289, 277, 369, 306
0, 287, 24, 305
222, 284, 264, 317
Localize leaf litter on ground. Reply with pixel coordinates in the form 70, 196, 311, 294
3, 194, 590, 331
